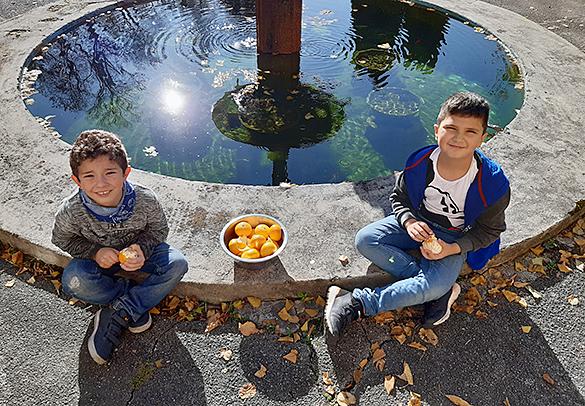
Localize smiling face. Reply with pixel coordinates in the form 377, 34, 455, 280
72, 155, 131, 207
434, 114, 487, 161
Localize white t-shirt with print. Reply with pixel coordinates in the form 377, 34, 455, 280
421, 148, 478, 228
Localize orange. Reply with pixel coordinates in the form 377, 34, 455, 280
241, 248, 260, 259
268, 224, 282, 241
118, 247, 138, 264
254, 224, 270, 238
260, 239, 278, 257
228, 237, 248, 256
248, 234, 267, 250
235, 221, 253, 237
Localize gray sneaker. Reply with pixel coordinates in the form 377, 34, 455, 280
422, 283, 461, 328
325, 286, 363, 336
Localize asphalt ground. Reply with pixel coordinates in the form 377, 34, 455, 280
1, 0, 584, 405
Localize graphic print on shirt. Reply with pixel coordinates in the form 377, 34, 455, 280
422, 186, 465, 228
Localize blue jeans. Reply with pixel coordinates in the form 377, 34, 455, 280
62, 243, 188, 322
353, 215, 465, 316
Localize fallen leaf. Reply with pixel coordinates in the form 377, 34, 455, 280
293, 332, 301, 342
532, 257, 544, 266
339, 255, 350, 266
233, 299, 244, 310
530, 246, 545, 256
336, 391, 357, 405
517, 298, 528, 308
4, 279, 16, 288
358, 358, 368, 369
353, 367, 363, 383
529, 264, 547, 275
300, 320, 309, 332
315, 296, 326, 307
398, 361, 414, 385
558, 263, 573, 273
283, 349, 298, 363
502, 290, 519, 302
543, 373, 555, 385
513, 281, 530, 288
487, 301, 498, 307
384, 375, 395, 395
278, 306, 291, 321
470, 274, 487, 286
26, 276, 35, 284
254, 364, 267, 378
526, 285, 543, 299
324, 385, 335, 396
393, 334, 407, 344
285, 299, 294, 311
568, 296, 579, 306
218, 347, 233, 361
154, 359, 163, 368
278, 336, 294, 343
372, 347, 386, 371
419, 328, 438, 346
69, 298, 80, 306
239, 321, 259, 336
446, 394, 472, 406
521, 325, 532, 333
408, 391, 422, 406
322, 371, 333, 385
475, 310, 489, 319
11, 251, 24, 267
373, 311, 395, 324
407, 341, 427, 352
51, 279, 62, 293
238, 383, 257, 399
204, 311, 227, 333
305, 308, 319, 317
168, 296, 181, 310
377, 43, 391, 49
514, 261, 527, 272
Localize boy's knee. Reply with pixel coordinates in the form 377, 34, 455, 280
169, 251, 188, 279
355, 228, 377, 252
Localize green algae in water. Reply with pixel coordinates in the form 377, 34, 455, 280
352, 48, 396, 71
366, 87, 420, 117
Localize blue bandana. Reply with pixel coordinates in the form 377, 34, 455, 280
79, 181, 136, 223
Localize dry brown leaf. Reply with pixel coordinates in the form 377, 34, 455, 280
407, 341, 427, 352
168, 296, 181, 310
408, 391, 422, 406
465, 287, 483, 305
285, 299, 294, 311
470, 274, 487, 286
373, 311, 395, 324
558, 263, 573, 273
390, 325, 404, 335
218, 347, 232, 361
568, 296, 580, 306
283, 349, 298, 363
221, 302, 229, 313
353, 367, 363, 383
526, 285, 543, 299
336, 391, 357, 405
324, 385, 335, 396
446, 394, 472, 406
419, 328, 438, 346
305, 308, 319, 317
278, 336, 294, 343
339, 255, 350, 266
372, 348, 385, 363
69, 298, 80, 306
530, 246, 545, 256
393, 334, 407, 345
154, 359, 163, 368
300, 320, 309, 332
315, 296, 326, 307
239, 321, 259, 336
4, 279, 16, 288
204, 311, 227, 333
278, 306, 291, 321
358, 358, 368, 369
384, 375, 395, 395
543, 373, 555, 385
293, 332, 301, 342
513, 281, 530, 288
475, 310, 489, 319
529, 264, 547, 275
322, 371, 333, 385
288, 315, 300, 324
11, 251, 24, 268
254, 364, 267, 378
371, 342, 380, 352
574, 236, 585, 246
502, 290, 520, 302
247, 296, 262, 308
521, 325, 532, 333
238, 383, 257, 399
398, 361, 414, 385
514, 261, 527, 272
487, 300, 498, 307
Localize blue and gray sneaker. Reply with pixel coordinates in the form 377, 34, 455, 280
88, 308, 129, 365
128, 312, 152, 334
325, 285, 363, 336
422, 283, 461, 328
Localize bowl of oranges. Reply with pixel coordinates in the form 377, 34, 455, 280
220, 214, 287, 263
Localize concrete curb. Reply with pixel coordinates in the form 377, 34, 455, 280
1, 0, 584, 302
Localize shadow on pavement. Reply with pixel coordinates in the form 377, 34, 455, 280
78, 318, 207, 406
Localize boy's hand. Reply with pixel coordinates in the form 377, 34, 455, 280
119, 244, 145, 272
420, 240, 461, 260
94, 247, 120, 269
404, 219, 433, 242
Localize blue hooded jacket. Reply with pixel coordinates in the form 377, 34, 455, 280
403, 145, 510, 269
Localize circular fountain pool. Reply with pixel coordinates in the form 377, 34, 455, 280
22, 0, 523, 185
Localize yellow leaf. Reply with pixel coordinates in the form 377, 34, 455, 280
239, 321, 259, 336
358, 358, 368, 369
221, 302, 229, 312
285, 299, 294, 311
283, 349, 298, 363
51, 279, 61, 293
288, 315, 300, 324
407, 342, 428, 352
502, 290, 519, 302
254, 364, 267, 378
149, 307, 160, 315
238, 383, 257, 399
398, 361, 414, 385
300, 320, 309, 332
419, 328, 438, 346
530, 245, 545, 256
470, 274, 487, 286
277, 336, 294, 343
322, 371, 333, 385
514, 261, 526, 272
168, 296, 181, 310
336, 391, 356, 405
204, 312, 227, 333
305, 308, 319, 317
446, 394, 472, 406
384, 375, 395, 395
4, 279, 16, 288
517, 298, 528, 308
11, 251, 23, 267
521, 325, 532, 333
315, 296, 326, 307
278, 306, 291, 321
558, 263, 573, 273
232, 300, 244, 310
247, 296, 262, 308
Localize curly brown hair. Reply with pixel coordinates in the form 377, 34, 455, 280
69, 130, 129, 177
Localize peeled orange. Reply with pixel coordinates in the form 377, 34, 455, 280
118, 247, 138, 264
248, 234, 267, 250
228, 237, 248, 255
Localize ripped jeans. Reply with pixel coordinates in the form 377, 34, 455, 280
62, 243, 188, 323
352, 215, 465, 316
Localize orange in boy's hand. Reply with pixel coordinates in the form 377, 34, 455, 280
118, 247, 138, 264
422, 235, 442, 254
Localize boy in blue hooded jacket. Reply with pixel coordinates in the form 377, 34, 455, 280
326, 92, 510, 336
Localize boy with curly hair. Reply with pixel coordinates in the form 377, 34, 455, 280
52, 129, 188, 364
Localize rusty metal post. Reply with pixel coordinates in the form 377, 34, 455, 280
256, 0, 302, 55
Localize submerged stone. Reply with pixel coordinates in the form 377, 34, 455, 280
366, 88, 420, 116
